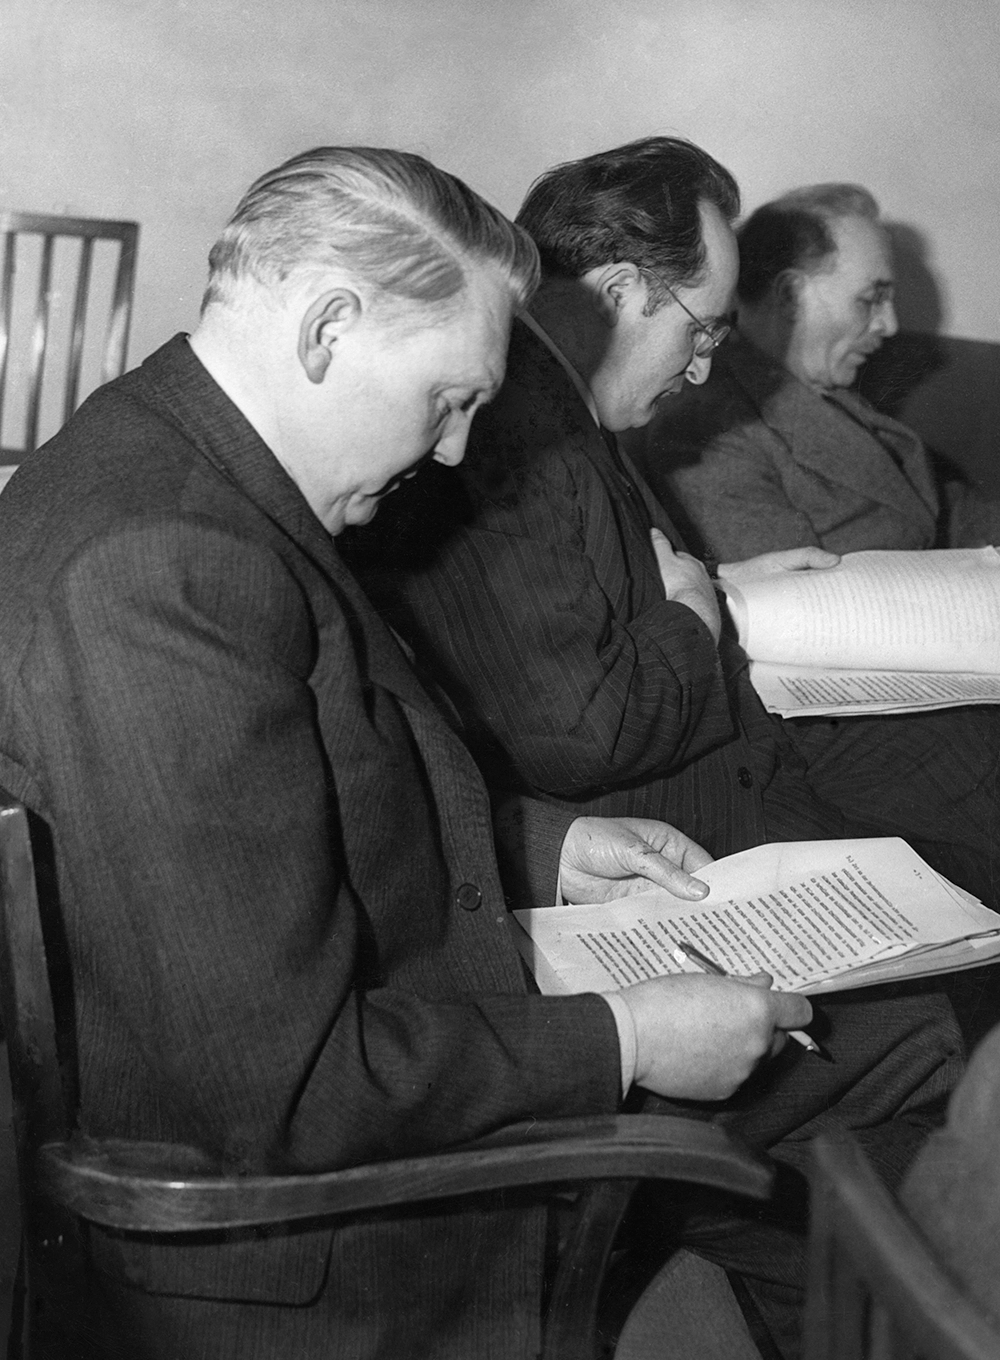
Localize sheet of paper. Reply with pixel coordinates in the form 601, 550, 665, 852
749, 662, 1000, 717
513, 838, 1000, 996
722, 547, 1000, 672
807, 931, 1000, 993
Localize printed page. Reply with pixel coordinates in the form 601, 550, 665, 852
808, 931, 1000, 993
512, 838, 1000, 996
721, 547, 1000, 672
749, 662, 1000, 717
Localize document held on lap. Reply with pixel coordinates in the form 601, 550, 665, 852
721, 547, 1000, 716
513, 838, 1000, 997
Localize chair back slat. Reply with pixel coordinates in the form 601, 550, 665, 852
64, 235, 94, 420
24, 233, 53, 454
103, 226, 137, 385
0, 212, 139, 459
0, 231, 15, 436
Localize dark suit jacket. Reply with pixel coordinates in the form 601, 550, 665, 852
347, 319, 855, 861
0, 336, 621, 1359
633, 331, 999, 561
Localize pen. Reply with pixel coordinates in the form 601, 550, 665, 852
672, 940, 832, 1062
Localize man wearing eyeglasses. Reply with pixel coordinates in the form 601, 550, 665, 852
348, 136, 851, 867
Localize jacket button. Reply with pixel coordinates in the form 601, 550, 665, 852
737, 766, 754, 789
455, 883, 482, 912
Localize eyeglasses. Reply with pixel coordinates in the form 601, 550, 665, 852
661, 280, 731, 358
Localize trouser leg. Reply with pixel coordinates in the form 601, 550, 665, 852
629, 984, 964, 1359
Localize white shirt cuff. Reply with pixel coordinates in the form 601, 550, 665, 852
599, 991, 637, 1098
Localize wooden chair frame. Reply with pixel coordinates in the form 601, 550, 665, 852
0, 212, 139, 458
804, 1134, 1000, 1360
0, 794, 774, 1359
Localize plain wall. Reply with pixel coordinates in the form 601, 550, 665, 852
2, 0, 999, 377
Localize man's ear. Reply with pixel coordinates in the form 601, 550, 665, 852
297, 288, 363, 384
585, 262, 642, 327
773, 270, 803, 320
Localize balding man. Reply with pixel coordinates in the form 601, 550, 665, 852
0, 146, 829, 1359
634, 181, 1000, 560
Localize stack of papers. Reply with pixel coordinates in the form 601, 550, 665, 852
721, 547, 1000, 717
513, 838, 1000, 997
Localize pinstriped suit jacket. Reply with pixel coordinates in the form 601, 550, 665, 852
348, 319, 846, 861
0, 336, 621, 1358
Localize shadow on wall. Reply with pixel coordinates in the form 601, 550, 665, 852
860, 221, 1000, 499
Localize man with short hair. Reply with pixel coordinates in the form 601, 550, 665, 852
634, 181, 1000, 559
346, 139, 965, 1357
0, 145, 825, 1359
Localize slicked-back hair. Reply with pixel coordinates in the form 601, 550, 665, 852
202, 146, 539, 316
737, 183, 881, 304
515, 136, 740, 309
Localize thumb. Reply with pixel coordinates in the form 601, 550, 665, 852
742, 971, 774, 989
787, 547, 840, 571
773, 990, 814, 1030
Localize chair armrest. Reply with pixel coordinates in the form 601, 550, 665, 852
37, 1113, 772, 1233
805, 1134, 1000, 1360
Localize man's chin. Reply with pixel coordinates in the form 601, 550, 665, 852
343, 497, 382, 529
845, 347, 879, 380
645, 387, 684, 421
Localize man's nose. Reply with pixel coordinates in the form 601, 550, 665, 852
433, 424, 469, 467
685, 352, 713, 386
872, 299, 899, 339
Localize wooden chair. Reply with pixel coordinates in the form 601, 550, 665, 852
0, 792, 774, 1359
0, 212, 139, 465
804, 1133, 1000, 1360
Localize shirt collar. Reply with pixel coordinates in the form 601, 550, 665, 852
517, 309, 601, 428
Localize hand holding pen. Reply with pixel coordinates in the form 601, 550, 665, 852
673, 940, 832, 1062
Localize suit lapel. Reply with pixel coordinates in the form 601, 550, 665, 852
514, 322, 692, 550
726, 334, 938, 525
822, 387, 939, 516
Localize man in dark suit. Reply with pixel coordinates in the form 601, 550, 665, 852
345, 138, 967, 1356
0, 147, 836, 1359
634, 182, 1000, 561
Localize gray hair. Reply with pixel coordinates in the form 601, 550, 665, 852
203, 146, 539, 315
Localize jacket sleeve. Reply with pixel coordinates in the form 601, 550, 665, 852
364, 449, 738, 802
24, 517, 622, 1173
492, 795, 577, 906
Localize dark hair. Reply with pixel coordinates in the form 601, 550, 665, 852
515, 136, 740, 306
737, 183, 881, 304
203, 146, 539, 314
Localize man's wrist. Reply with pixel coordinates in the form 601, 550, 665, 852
599, 991, 637, 1097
